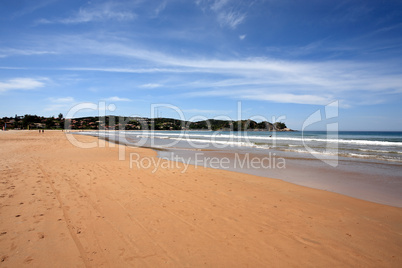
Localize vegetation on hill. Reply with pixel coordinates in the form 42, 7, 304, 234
0, 114, 291, 131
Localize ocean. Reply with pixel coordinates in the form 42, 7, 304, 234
117, 130, 402, 164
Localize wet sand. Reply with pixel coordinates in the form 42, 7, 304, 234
1, 131, 402, 267
158, 149, 402, 207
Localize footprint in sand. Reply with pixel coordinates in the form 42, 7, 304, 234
24, 256, 34, 264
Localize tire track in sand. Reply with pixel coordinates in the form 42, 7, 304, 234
50, 164, 179, 267
38, 165, 91, 268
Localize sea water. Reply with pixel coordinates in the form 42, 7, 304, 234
117, 130, 402, 164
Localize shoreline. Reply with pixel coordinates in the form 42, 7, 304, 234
76, 131, 402, 208
158, 149, 402, 208
1, 131, 402, 266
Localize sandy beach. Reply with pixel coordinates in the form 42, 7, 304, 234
0, 131, 401, 267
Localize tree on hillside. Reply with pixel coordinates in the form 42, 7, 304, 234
274, 122, 287, 130
46, 118, 55, 129
22, 115, 36, 129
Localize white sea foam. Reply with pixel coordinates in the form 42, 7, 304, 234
125, 132, 402, 147
358, 148, 402, 154
348, 153, 372, 158
284, 148, 338, 156
77, 131, 402, 163
82, 131, 402, 153
167, 137, 256, 147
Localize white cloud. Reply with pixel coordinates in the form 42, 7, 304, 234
0, 48, 56, 58
242, 93, 333, 105
12, 0, 56, 18
35, 18, 52, 24
217, 11, 246, 29
62, 67, 172, 73
0, 78, 46, 93
183, 108, 231, 114
239, 34, 246, 40
38, 2, 136, 24
25, 36, 402, 106
153, 1, 167, 17
139, 83, 162, 88
44, 104, 67, 112
185, 89, 333, 105
105, 96, 131, 102
211, 0, 230, 12
61, 37, 402, 105
45, 96, 76, 112
197, 0, 247, 29
49, 97, 75, 103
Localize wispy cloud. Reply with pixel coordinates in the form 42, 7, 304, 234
44, 96, 76, 112
153, 1, 168, 17
62, 67, 183, 74
217, 10, 246, 29
0, 78, 47, 93
184, 89, 334, 106
50, 36, 402, 105
105, 96, 131, 102
8, 35, 402, 106
242, 92, 333, 105
38, 2, 136, 24
48, 96, 75, 103
139, 83, 162, 89
11, 0, 56, 18
210, 0, 230, 11
197, 0, 247, 29
355, 22, 402, 42
183, 108, 232, 114
0, 48, 56, 58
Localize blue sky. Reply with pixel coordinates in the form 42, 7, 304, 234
1, 0, 402, 130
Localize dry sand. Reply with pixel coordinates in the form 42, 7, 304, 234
0, 131, 401, 267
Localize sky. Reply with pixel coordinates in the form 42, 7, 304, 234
1, 0, 402, 130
